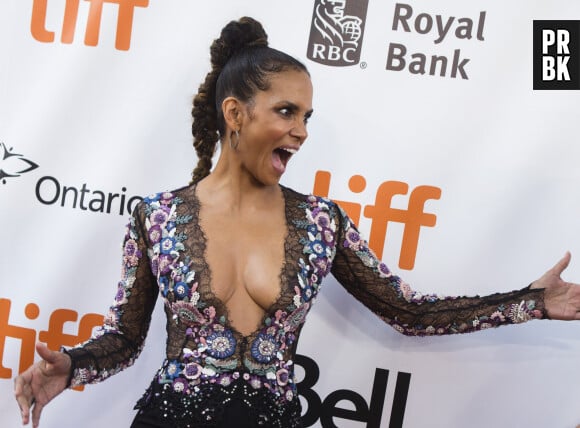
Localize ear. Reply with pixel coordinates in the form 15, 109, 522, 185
222, 97, 243, 131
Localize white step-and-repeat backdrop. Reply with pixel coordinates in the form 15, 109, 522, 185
1, 1, 579, 427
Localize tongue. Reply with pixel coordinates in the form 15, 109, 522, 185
272, 150, 286, 175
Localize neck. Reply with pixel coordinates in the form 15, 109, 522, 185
196, 144, 280, 212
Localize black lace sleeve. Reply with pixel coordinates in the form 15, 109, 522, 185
329, 204, 547, 336
64, 202, 159, 386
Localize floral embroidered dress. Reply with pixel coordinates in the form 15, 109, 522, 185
65, 184, 546, 428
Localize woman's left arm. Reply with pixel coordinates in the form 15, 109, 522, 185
328, 202, 549, 336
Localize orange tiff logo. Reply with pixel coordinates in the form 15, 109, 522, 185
31, 0, 149, 50
0, 298, 103, 390
313, 170, 442, 270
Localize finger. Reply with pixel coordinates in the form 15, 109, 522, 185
14, 376, 32, 424
550, 251, 571, 276
16, 394, 31, 424
35, 342, 58, 365
31, 401, 44, 428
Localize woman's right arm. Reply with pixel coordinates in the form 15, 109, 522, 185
14, 202, 159, 426
63, 205, 159, 386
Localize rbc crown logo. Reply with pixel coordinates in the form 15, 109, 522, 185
533, 20, 580, 90
307, 0, 369, 66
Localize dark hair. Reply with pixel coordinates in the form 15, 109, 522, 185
190, 17, 309, 184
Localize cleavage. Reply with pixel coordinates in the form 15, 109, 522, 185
197, 192, 287, 336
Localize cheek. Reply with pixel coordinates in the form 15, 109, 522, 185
247, 128, 286, 152
242, 114, 290, 151
266, 125, 290, 144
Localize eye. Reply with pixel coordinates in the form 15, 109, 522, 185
278, 107, 293, 117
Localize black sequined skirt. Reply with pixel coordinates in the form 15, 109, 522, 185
132, 379, 303, 428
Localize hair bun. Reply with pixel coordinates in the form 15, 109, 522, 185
210, 17, 269, 69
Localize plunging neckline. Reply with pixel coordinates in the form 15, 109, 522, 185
190, 183, 293, 339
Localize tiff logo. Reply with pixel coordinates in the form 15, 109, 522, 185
0, 298, 103, 390
313, 171, 441, 270
31, 0, 149, 51
533, 20, 580, 90
307, 0, 369, 66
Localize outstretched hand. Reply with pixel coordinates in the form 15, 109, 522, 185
531, 252, 580, 320
14, 343, 71, 427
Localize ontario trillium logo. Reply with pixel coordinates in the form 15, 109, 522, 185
0, 142, 39, 184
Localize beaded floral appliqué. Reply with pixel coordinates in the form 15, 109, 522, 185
142, 193, 243, 394
143, 191, 300, 404
293, 195, 338, 310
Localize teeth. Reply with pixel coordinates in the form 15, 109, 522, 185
281, 147, 298, 155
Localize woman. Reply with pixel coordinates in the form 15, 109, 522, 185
14, 16, 580, 428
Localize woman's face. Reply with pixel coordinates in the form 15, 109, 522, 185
235, 69, 313, 186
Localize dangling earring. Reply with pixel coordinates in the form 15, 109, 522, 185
229, 130, 240, 150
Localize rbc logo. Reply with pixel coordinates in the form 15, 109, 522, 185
307, 0, 369, 66
533, 20, 580, 90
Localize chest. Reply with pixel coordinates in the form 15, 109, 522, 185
199, 207, 288, 309
144, 188, 339, 334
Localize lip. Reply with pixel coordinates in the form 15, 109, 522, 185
271, 145, 300, 175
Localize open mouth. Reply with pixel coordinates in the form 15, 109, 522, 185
272, 147, 298, 175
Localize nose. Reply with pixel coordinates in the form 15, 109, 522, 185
291, 119, 308, 144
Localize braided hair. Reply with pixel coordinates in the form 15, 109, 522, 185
190, 17, 309, 184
